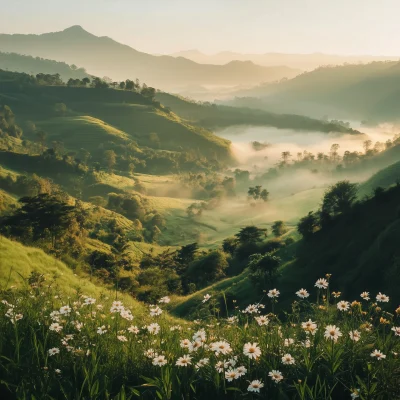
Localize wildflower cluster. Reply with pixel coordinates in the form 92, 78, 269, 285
0, 276, 399, 399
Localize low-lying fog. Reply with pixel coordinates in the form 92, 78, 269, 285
214, 123, 400, 200
217, 124, 397, 171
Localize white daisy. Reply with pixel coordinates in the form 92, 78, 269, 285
267, 288, 280, 298
243, 342, 261, 359
376, 292, 389, 303
337, 301, 350, 312
349, 330, 361, 342
268, 370, 284, 383
296, 288, 310, 299
281, 353, 295, 365
152, 355, 167, 367
48, 347, 60, 356
324, 325, 342, 342
315, 278, 329, 289
370, 349, 386, 360
176, 354, 192, 367
248, 379, 264, 393
360, 292, 370, 301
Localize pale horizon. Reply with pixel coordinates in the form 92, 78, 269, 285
1, 0, 400, 57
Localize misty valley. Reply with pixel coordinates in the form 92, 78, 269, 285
0, 6, 400, 400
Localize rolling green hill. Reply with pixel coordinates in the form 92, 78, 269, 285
0, 70, 233, 163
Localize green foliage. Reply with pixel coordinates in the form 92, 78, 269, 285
248, 185, 269, 202
297, 212, 320, 239
322, 180, 358, 217
0, 105, 23, 139
186, 250, 228, 288
222, 237, 239, 255
0, 272, 399, 399
248, 252, 281, 290
235, 226, 267, 244
0, 193, 81, 249
272, 220, 288, 237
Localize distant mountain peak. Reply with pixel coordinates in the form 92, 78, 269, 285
61, 25, 92, 37
63, 25, 86, 32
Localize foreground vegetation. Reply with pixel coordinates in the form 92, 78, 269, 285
1, 270, 399, 399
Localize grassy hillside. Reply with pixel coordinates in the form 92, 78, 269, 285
0, 235, 149, 312
156, 92, 362, 134
171, 184, 400, 317
358, 160, 400, 197
0, 188, 16, 212
0, 72, 233, 163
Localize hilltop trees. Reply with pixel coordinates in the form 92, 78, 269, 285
141, 86, 156, 101
36, 73, 63, 86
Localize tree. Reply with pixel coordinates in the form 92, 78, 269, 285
141, 86, 156, 101
260, 189, 269, 202
0, 194, 78, 248
248, 252, 281, 289
186, 250, 228, 287
235, 226, 267, 244
330, 144, 340, 162
222, 237, 239, 255
272, 221, 287, 237
82, 77, 90, 86
363, 140, 372, 154
91, 77, 109, 89
281, 151, 291, 164
104, 150, 117, 171
175, 243, 198, 274
125, 79, 135, 90
248, 186, 269, 202
322, 180, 358, 217
88, 251, 117, 277
297, 211, 319, 239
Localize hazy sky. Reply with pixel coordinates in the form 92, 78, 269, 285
1, 0, 399, 55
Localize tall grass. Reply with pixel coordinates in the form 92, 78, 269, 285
0, 272, 399, 399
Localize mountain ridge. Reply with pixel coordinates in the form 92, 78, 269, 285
0, 26, 301, 91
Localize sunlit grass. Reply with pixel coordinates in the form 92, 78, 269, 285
0, 270, 399, 399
